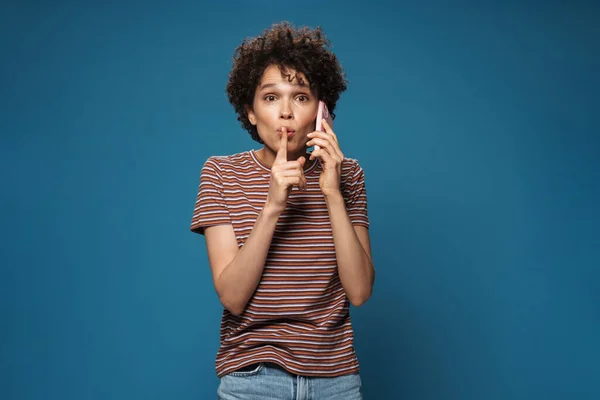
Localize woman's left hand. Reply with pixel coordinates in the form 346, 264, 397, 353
306, 118, 344, 198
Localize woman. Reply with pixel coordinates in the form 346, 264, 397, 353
190, 21, 375, 399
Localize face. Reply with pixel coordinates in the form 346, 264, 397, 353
247, 64, 318, 161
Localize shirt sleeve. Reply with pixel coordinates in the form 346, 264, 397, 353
342, 159, 370, 229
190, 157, 232, 235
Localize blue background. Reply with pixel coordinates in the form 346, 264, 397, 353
2, 1, 599, 399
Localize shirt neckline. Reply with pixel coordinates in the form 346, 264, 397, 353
249, 149, 320, 175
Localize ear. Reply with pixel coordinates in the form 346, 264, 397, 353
246, 106, 257, 125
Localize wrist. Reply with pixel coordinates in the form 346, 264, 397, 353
263, 200, 284, 217
324, 191, 344, 205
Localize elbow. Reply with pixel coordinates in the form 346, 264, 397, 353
227, 306, 245, 316
348, 288, 372, 307
348, 276, 374, 307
219, 294, 247, 316
349, 269, 375, 307
215, 279, 248, 316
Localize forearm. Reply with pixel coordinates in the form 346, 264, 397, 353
326, 193, 374, 306
217, 203, 281, 315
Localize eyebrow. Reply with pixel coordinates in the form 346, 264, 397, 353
258, 82, 310, 91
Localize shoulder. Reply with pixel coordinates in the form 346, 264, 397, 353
341, 157, 365, 181
202, 151, 253, 174
204, 151, 249, 167
342, 157, 362, 170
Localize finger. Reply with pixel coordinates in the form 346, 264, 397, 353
275, 127, 288, 163
285, 174, 307, 191
297, 156, 306, 167
294, 174, 308, 191
307, 137, 343, 161
276, 164, 307, 190
321, 119, 338, 143
283, 176, 303, 188
309, 148, 324, 162
310, 147, 341, 167
310, 147, 331, 162
308, 131, 333, 140
275, 159, 305, 171
306, 137, 330, 149
308, 131, 342, 157
297, 156, 307, 190
278, 170, 304, 177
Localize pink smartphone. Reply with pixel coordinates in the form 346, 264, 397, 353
311, 100, 333, 152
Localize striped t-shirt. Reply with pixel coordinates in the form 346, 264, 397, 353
190, 149, 370, 378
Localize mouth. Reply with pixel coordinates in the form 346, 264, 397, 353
278, 129, 296, 138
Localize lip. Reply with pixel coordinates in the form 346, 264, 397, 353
277, 128, 296, 138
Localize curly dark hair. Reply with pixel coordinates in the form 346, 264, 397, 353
226, 21, 348, 143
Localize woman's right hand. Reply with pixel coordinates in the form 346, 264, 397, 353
266, 127, 307, 213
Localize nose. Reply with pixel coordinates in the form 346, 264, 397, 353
279, 101, 293, 120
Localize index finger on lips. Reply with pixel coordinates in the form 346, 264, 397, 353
275, 127, 288, 163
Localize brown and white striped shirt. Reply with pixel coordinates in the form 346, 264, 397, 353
190, 150, 370, 377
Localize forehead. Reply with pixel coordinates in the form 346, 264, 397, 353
258, 64, 311, 89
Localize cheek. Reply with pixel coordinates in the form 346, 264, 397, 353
302, 114, 317, 131
256, 111, 277, 126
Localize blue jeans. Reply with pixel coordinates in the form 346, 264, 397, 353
217, 363, 363, 400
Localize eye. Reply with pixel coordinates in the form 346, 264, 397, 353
296, 95, 309, 102
264, 95, 276, 102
